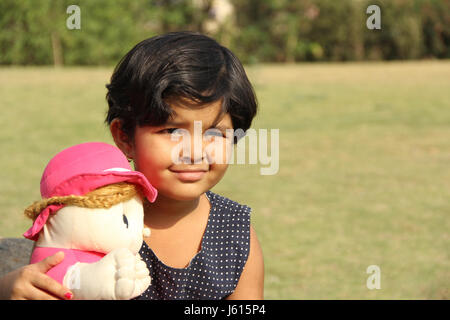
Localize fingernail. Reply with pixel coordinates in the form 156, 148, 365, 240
64, 292, 73, 300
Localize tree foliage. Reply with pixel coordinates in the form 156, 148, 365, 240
0, 0, 448, 65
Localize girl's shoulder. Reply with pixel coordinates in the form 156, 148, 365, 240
205, 190, 252, 221
204, 190, 251, 244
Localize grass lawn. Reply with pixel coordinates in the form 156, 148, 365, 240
0, 61, 449, 299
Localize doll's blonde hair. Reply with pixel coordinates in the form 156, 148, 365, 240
24, 182, 140, 221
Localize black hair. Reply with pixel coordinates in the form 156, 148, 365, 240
105, 31, 257, 140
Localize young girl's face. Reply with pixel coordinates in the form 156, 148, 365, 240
129, 97, 233, 201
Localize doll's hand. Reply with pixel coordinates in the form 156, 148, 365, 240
113, 248, 151, 299
132, 253, 151, 297
65, 248, 150, 300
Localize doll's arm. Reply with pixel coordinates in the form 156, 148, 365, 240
63, 248, 150, 300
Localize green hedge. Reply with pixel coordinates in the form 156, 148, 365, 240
231, 0, 450, 62
0, 0, 448, 65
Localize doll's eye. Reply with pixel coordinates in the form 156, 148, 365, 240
122, 214, 129, 228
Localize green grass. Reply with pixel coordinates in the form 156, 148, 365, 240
1, 61, 449, 299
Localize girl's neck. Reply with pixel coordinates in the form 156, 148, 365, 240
143, 192, 208, 229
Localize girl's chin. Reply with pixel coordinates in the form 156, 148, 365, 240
157, 185, 209, 201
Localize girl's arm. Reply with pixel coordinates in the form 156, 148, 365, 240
226, 224, 264, 300
0, 252, 73, 300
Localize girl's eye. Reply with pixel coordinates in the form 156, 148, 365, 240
204, 129, 225, 138
162, 128, 188, 138
122, 214, 129, 228
159, 128, 178, 134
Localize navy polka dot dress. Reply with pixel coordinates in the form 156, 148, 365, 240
134, 191, 251, 300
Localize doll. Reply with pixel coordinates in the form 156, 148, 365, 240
23, 142, 158, 299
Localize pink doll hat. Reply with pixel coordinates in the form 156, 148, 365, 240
23, 142, 158, 241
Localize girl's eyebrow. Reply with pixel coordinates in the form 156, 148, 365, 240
163, 122, 232, 131
164, 120, 185, 127
164, 114, 187, 127
213, 124, 233, 131
164, 115, 232, 129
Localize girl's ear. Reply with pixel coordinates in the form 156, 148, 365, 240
110, 119, 134, 159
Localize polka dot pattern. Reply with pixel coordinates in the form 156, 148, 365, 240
134, 191, 251, 300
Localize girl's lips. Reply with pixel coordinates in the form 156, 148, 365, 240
171, 170, 206, 182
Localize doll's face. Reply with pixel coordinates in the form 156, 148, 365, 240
39, 196, 145, 254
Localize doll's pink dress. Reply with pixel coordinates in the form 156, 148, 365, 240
30, 247, 105, 284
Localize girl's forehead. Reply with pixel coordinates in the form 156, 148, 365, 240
166, 95, 222, 111
166, 98, 231, 127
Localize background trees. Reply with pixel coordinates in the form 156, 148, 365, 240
0, 0, 448, 65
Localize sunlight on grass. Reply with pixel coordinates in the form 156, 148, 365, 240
1, 61, 449, 299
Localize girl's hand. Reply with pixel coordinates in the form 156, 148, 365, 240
0, 251, 73, 300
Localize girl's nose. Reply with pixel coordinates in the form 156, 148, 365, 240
178, 132, 205, 164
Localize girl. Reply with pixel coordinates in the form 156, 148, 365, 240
0, 31, 264, 300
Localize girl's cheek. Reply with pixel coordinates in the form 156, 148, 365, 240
136, 138, 172, 166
